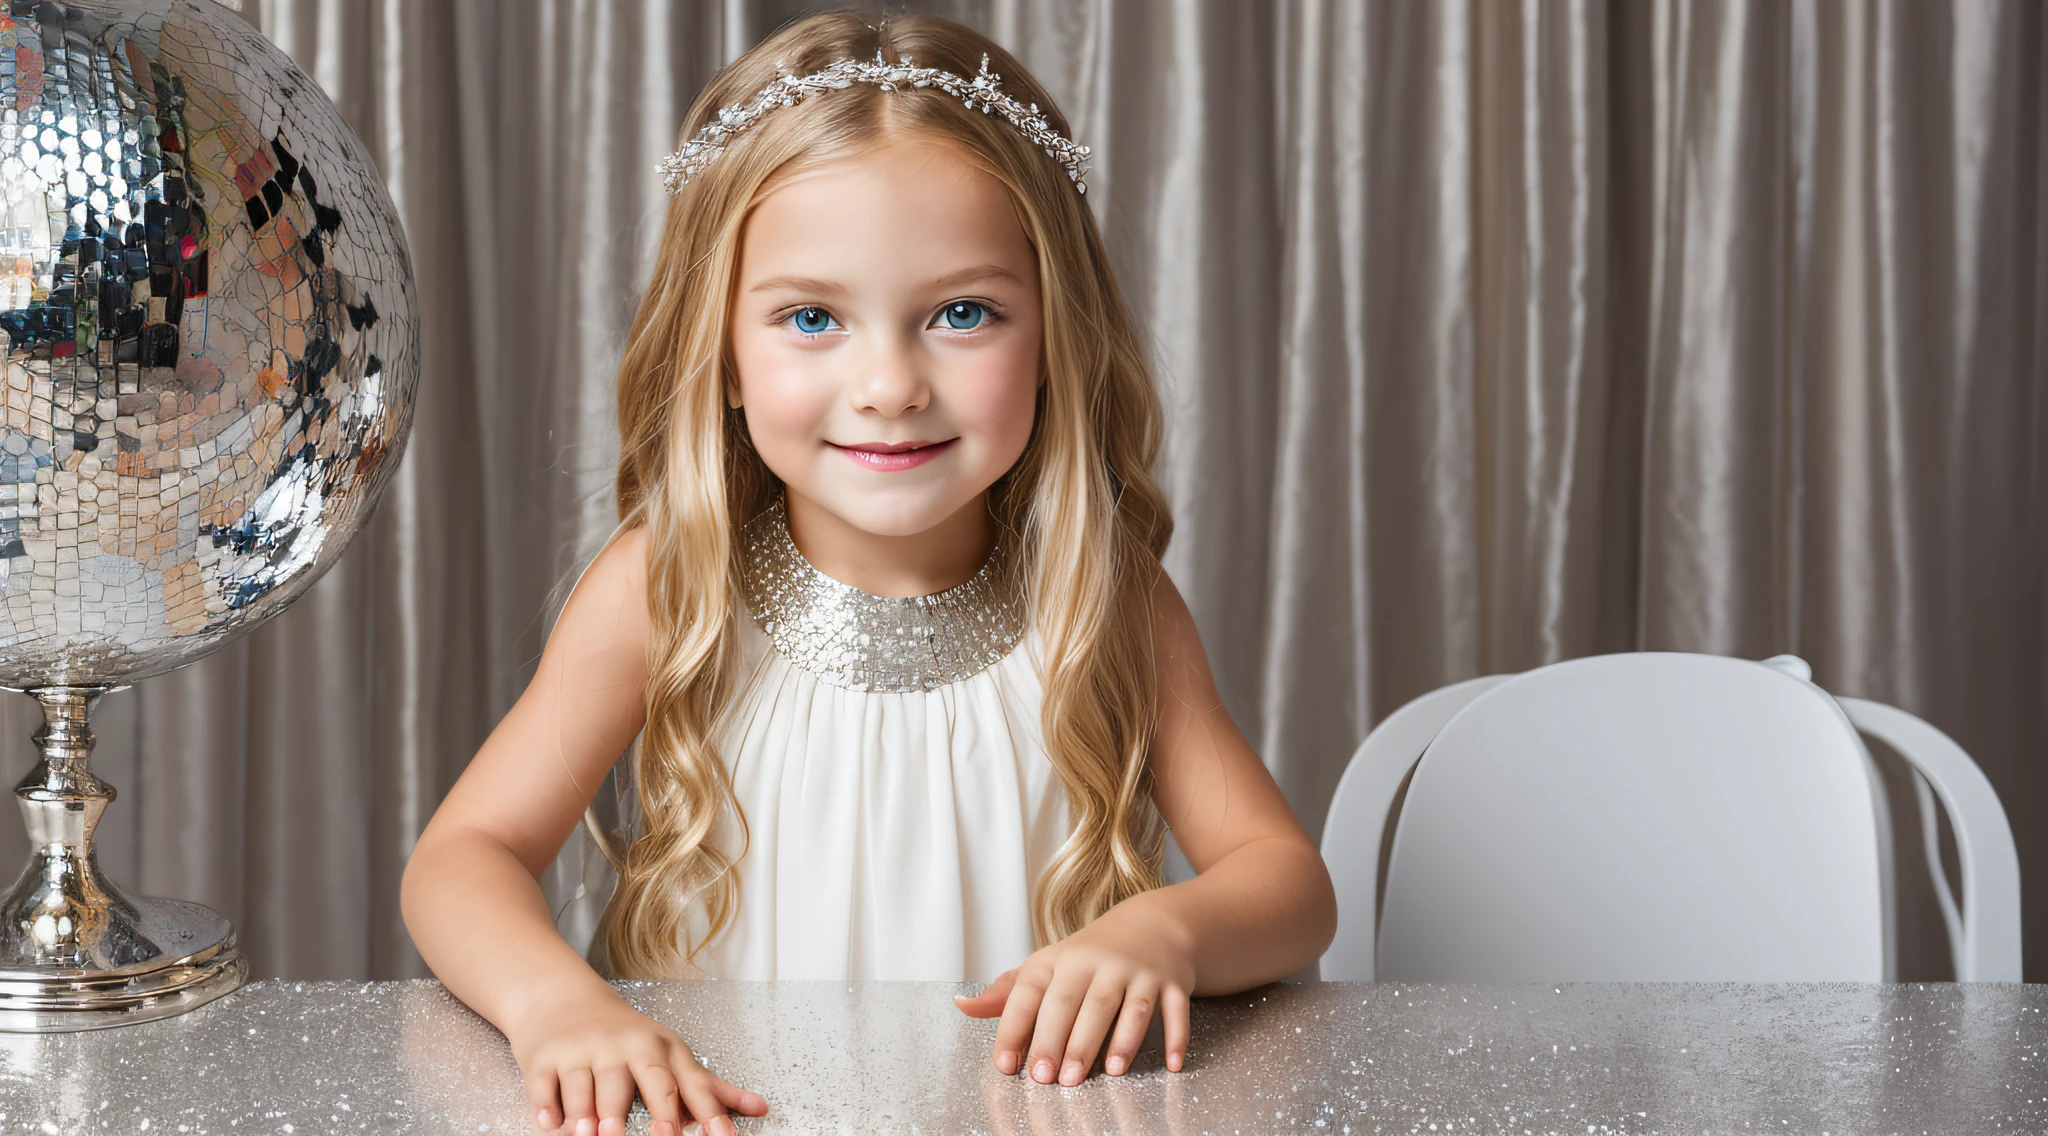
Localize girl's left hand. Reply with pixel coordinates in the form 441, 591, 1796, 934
951, 899, 1196, 1084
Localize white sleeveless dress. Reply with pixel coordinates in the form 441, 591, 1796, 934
689, 499, 1070, 983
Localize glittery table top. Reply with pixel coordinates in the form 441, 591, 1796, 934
0, 979, 2043, 1134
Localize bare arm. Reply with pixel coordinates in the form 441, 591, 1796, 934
400, 527, 764, 1136
955, 570, 1337, 1084
401, 526, 651, 1029
1123, 569, 1338, 993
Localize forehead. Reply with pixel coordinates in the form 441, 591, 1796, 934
737, 135, 1037, 290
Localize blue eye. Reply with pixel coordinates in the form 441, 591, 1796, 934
939, 301, 986, 331
789, 307, 838, 335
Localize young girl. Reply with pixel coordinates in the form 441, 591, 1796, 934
400, 12, 1336, 1136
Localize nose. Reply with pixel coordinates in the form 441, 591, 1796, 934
850, 331, 929, 417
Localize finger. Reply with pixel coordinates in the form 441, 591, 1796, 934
953, 968, 1019, 1018
631, 1063, 683, 1133
1059, 972, 1130, 1085
1163, 985, 1191, 1073
526, 1067, 563, 1132
1025, 968, 1094, 1085
558, 1067, 596, 1132
710, 1075, 770, 1118
991, 966, 1050, 1076
679, 1072, 733, 1136
594, 1065, 636, 1135
1100, 979, 1159, 1076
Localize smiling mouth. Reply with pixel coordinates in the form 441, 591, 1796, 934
831, 438, 957, 471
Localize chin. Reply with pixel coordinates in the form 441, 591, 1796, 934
805, 483, 977, 538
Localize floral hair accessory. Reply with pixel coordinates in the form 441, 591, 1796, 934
658, 51, 1092, 195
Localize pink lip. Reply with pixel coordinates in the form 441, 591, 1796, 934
831, 438, 957, 471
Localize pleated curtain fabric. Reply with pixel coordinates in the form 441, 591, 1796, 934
0, 0, 2038, 982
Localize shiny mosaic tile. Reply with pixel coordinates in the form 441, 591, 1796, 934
0, 0, 417, 688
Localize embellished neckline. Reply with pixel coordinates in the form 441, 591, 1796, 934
739, 497, 1029, 692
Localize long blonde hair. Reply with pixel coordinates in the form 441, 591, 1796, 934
599, 10, 1172, 978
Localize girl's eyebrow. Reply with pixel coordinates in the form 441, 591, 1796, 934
926, 263, 1025, 289
746, 263, 1023, 296
747, 274, 847, 296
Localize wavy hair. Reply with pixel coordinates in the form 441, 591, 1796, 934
597, 10, 1172, 978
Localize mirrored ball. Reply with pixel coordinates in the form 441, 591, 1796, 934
0, 0, 418, 688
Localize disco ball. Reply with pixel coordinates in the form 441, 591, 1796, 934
0, 0, 418, 1031
0, 0, 418, 688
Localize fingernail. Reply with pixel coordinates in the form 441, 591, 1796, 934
996, 1049, 1019, 1075
1105, 1055, 1126, 1075
1169, 1050, 1184, 1072
599, 1119, 623, 1136
535, 1107, 555, 1131
1059, 1059, 1084, 1086
1032, 1056, 1055, 1083
574, 1120, 595, 1136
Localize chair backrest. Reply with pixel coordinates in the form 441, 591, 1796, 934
1334, 652, 1890, 982
1832, 697, 2022, 981
1318, 674, 1508, 980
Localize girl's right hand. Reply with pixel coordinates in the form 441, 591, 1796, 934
509, 990, 768, 1136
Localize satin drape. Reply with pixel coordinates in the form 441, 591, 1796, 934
0, 0, 2039, 981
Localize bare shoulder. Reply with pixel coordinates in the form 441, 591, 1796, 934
411, 524, 654, 874
1146, 566, 1223, 710
544, 524, 653, 671
563, 523, 651, 617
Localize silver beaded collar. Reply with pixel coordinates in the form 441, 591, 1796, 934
739, 497, 1029, 693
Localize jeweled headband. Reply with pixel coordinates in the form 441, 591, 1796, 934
658, 51, 1092, 195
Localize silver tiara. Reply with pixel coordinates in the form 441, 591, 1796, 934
658, 51, 1091, 195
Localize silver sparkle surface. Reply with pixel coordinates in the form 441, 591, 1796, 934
0, 980, 2043, 1133
0, 0, 417, 688
741, 496, 1027, 693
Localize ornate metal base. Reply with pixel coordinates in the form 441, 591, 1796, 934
0, 900, 245, 1032
0, 686, 247, 1033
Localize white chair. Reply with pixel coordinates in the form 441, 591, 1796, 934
1318, 652, 2022, 983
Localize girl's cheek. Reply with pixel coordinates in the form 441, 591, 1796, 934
732, 341, 833, 453
952, 351, 1040, 459
744, 397, 828, 481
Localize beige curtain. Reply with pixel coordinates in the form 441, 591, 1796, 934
0, 0, 2040, 982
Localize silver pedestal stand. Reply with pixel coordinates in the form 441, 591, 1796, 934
0, 687, 245, 1032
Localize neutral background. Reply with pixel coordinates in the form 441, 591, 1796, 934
0, 0, 2041, 981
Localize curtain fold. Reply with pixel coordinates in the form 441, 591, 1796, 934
0, 0, 2037, 982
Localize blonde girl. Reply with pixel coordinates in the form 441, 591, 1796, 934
401, 11, 1335, 1136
